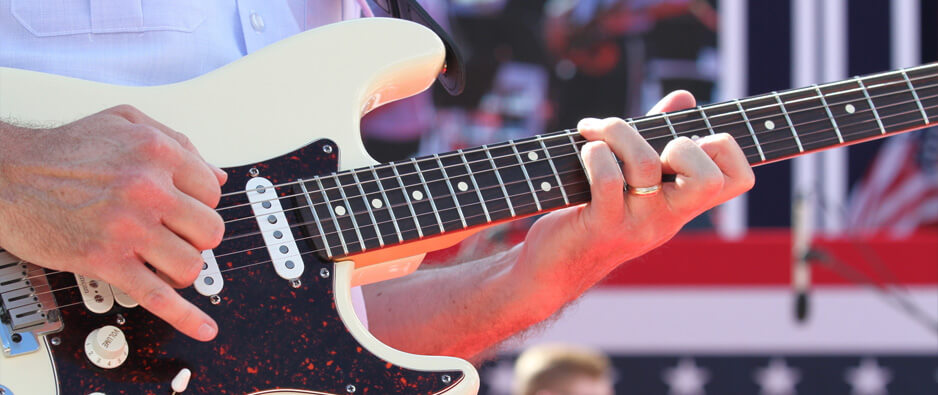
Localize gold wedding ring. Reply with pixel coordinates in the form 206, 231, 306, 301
627, 183, 662, 197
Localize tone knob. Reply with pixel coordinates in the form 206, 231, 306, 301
84, 325, 129, 369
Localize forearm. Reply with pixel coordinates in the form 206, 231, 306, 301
362, 242, 572, 362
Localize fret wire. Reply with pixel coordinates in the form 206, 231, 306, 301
315, 177, 349, 255
459, 148, 492, 222
298, 178, 333, 258
901, 69, 930, 124
509, 141, 543, 212
351, 171, 384, 247
813, 84, 844, 143
535, 135, 570, 205
390, 162, 424, 239
855, 76, 887, 135
662, 113, 679, 139
434, 154, 468, 229
697, 106, 716, 135
772, 92, 803, 152
370, 166, 404, 243
412, 157, 446, 234
734, 99, 766, 162
567, 134, 590, 185
333, 174, 366, 251
483, 145, 516, 217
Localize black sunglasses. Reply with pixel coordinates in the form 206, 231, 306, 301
371, 0, 466, 95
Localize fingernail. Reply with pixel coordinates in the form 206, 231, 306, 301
198, 323, 217, 340
578, 118, 600, 131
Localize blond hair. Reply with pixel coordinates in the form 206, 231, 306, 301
513, 344, 611, 395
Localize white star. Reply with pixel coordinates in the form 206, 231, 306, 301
482, 359, 515, 395
753, 358, 801, 395
662, 358, 710, 395
845, 358, 892, 395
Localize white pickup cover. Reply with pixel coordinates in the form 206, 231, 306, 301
195, 250, 224, 296
75, 274, 114, 314
246, 177, 305, 280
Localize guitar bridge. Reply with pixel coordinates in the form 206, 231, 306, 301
0, 250, 63, 357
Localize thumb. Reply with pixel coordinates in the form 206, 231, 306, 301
647, 90, 697, 115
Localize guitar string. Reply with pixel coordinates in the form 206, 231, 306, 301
20, 98, 936, 284
24, 103, 936, 295
26, 102, 927, 313
206, 88, 938, 235
212, 72, 938, 218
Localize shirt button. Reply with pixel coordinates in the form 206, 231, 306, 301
250, 12, 265, 32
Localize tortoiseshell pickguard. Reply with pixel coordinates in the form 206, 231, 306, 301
45, 139, 464, 394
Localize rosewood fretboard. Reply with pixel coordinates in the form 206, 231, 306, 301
299, 63, 938, 259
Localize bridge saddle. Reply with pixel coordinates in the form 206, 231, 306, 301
0, 250, 63, 357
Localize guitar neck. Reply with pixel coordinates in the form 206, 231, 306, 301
301, 63, 938, 259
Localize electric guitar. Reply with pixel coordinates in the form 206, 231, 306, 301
0, 18, 935, 395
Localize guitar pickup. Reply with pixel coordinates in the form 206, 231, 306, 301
75, 274, 114, 314
194, 250, 224, 297
246, 177, 305, 281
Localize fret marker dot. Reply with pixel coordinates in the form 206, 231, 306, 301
334, 205, 346, 216
764, 120, 775, 130
845, 104, 856, 114
371, 199, 383, 209
457, 181, 469, 192
412, 190, 424, 200
527, 151, 539, 161
691, 135, 700, 141
541, 182, 551, 192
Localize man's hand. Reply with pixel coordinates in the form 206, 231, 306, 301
517, 91, 755, 313
0, 105, 226, 341
364, 91, 755, 360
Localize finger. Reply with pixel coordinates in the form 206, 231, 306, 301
647, 90, 696, 115
174, 152, 224, 208
163, 192, 225, 251
579, 118, 662, 213
695, 133, 756, 204
579, 141, 625, 226
115, 264, 218, 341
138, 227, 204, 287
115, 105, 227, 185
659, 137, 724, 215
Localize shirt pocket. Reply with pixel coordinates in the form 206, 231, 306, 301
11, 0, 205, 37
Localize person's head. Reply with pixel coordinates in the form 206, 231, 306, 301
513, 344, 614, 395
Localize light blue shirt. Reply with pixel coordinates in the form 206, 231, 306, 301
0, 0, 363, 85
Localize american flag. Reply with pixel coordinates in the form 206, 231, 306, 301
471, 232, 938, 395
846, 128, 938, 238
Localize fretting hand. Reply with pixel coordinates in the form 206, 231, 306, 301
0, 105, 226, 341
517, 91, 755, 313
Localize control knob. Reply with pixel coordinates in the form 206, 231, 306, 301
83, 325, 129, 369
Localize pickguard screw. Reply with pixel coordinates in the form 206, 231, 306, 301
319, 268, 330, 278
290, 279, 302, 288
10, 333, 21, 343
323, 144, 334, 154
210, 295, 222, 305
249, 167, 260, 177
346, 384, 356, 393
50, 337, 61, 346
115, 314, 126, 325
441, 375, 452, 384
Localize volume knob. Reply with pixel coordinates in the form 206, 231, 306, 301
84, 325, 129, 369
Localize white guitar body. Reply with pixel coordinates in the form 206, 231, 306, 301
0, 18, 479, 395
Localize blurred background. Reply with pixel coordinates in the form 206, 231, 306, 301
362, 0, 938, 393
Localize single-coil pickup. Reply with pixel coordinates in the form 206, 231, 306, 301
246, 177, 304, 280
75, 274, 115, 314
195, 250, 224, 297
